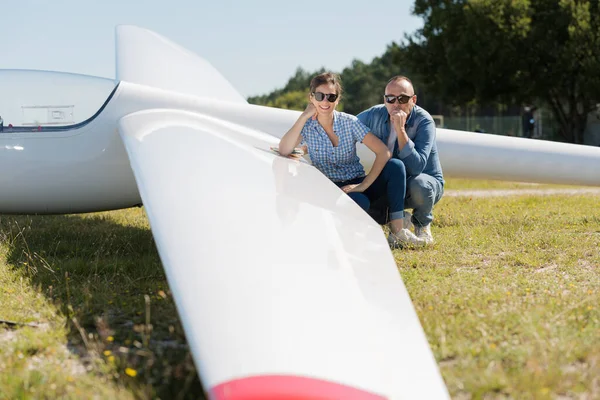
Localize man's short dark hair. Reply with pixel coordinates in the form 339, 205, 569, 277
386, 75, 413, 87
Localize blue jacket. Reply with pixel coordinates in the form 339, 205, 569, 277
357, 104, 444, 186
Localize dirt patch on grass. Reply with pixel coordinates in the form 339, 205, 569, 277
535, 263, 559, 273
445, 188, 600, 198
0, 330, 17, 343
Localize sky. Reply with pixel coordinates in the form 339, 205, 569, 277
0, 0, 423, 98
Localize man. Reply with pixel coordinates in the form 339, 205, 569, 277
357, 75, 444, 245
522, 106, 536, 138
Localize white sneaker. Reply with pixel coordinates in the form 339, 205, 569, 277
403, 211, 414, 231
415, 224, 434, 245
387, 228, 426, 249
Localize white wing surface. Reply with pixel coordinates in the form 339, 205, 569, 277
115, 25, 246, 103
118, 109, 449, 400
437, 129, 600, 186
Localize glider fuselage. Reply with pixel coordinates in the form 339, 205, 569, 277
0, 78, 306, 214
0, 81, 136, 214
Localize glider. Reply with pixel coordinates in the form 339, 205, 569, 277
1, 25, 599, 400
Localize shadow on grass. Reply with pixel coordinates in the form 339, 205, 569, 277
0, 212, 207, 400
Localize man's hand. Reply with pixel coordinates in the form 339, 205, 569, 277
389, 109, 408, 132
340, 184, 365, 193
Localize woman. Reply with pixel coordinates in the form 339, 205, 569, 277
279, 72, 424, 248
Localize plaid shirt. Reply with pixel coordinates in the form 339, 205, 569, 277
300, 111, 369, 182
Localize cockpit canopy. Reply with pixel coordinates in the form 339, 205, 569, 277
0, 70, 117, 131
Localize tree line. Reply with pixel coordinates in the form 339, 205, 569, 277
248, 0, 600, 144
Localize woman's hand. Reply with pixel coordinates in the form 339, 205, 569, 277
340, 184, 365, 193
302, 103, 317, 120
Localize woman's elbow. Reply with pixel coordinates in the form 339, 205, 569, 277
379, 148, 392, 161
278, 141, 292, 156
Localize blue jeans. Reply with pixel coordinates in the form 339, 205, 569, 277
334, 158, 407, 222
405, 174, 444, 227
355, 172, 444, 227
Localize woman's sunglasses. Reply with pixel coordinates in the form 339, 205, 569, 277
312, 92, 338, 102
384, 94, 414, 104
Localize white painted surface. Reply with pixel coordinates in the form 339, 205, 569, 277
119, 109, 449, 399
437, 128, 600, 186
115, 25, 246, 104
0, 85, 139, 214
0, 70, 115, 126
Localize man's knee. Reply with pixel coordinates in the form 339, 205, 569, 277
408, 177, 434, 206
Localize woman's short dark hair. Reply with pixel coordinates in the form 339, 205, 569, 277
310, 72, 343, 97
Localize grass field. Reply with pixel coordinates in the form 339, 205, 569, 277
0, 178, 598, 399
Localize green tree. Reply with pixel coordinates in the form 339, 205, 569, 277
248, 67, 324, 108
405, 0, 600, 143
266, 90, 307, 110
247, 45, 424, 116
340, 44, 411, 115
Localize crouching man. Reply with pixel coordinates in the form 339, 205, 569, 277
358, 75, 444, 246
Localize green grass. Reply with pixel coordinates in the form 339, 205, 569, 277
0, 210, 201, 399
397, 190, 600, 399
443, 177, 587, 190
0, 179, 598, 399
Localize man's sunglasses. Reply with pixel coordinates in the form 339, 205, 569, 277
384, 94, 414, 104
312, 92, 338, 102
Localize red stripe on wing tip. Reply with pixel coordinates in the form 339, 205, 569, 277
210, 375, 387, 400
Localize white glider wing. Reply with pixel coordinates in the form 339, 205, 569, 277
118, 109, 449, 399
115, 25, 246, 103
437, 128, 600, 186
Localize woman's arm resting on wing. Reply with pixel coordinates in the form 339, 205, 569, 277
279, 104, 316, 156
